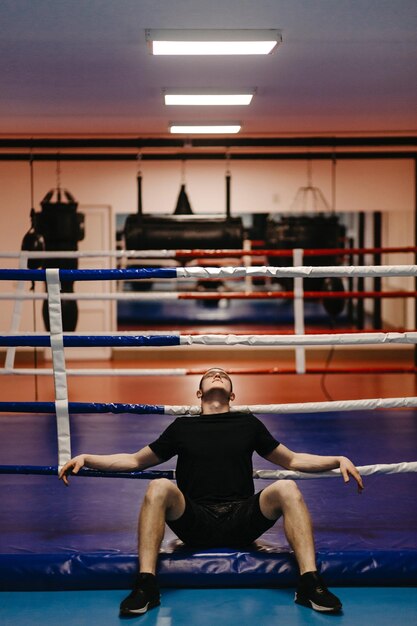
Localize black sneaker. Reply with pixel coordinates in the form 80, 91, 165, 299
119, 573, 161, 616
295, 571, 342, 613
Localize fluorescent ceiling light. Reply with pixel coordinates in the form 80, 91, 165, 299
170, 124, 241, 134
164, 93, 254, 106
146, 29, 281, 55
155, 41, 276, 55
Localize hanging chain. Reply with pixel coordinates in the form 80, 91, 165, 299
306, 156, 312, 188
225, 149, 231, 176
56, 153, 61, 190
29, 150, 34, 210
181, 157, 186, 184
136, 152, 142, 177
331, 149, 337, 213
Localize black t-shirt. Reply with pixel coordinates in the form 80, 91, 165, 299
149, 411, 280, 504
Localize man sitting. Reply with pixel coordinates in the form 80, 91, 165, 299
60, 367, 363, 616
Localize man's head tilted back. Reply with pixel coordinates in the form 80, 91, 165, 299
197, 367, 235, 403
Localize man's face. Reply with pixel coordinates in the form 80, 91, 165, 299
198, 368, 234, 400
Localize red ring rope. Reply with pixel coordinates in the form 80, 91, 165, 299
178, 290, 416, 300
143, 246, 417, 259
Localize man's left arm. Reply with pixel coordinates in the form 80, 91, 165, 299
265, 444, 364, 492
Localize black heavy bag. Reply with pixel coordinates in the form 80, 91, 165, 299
322, 277, 346, 318
34, 189, 84, 332
21, 209, 45, 270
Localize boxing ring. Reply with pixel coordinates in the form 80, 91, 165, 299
0, 264, 416, 595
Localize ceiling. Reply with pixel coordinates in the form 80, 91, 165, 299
0, 0, 417, 139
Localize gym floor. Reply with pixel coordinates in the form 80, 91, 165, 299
1, 587, 417, 626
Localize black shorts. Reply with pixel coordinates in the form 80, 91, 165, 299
167, 491, 277, 548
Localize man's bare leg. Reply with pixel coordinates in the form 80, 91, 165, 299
139, 478, 186, 574
260, 480, 342, 612
259, 480, 316, 575
120, 478, 185, 615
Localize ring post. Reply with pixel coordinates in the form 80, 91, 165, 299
373, 211, 382, 329
357, 212, 365, 329
5, 253, 29, 372
293, 249, 306, 373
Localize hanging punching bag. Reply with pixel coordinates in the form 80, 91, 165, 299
31, 188, 84, 332
322, 277, 346, 318
21, 209, 45, 270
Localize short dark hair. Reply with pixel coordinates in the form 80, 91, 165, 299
199, 367, 233, 392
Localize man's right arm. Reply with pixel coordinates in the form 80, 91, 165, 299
59, 445, 162, 486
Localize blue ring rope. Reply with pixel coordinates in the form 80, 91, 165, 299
0, 268, 177, 281
0, 465, 174, 479
0, 402, 165, 414
0, 335, 180, 347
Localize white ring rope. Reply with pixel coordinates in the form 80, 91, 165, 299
179, 332, 417, 346
176, 265, 417, 279
1, 264, 416, 280
2, 331, 417, 346
166, 397, 417, 414
253, 462, 417, 480
1, 250, 179, 260
0, 293, 181, 301
0, 367, 190, 377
